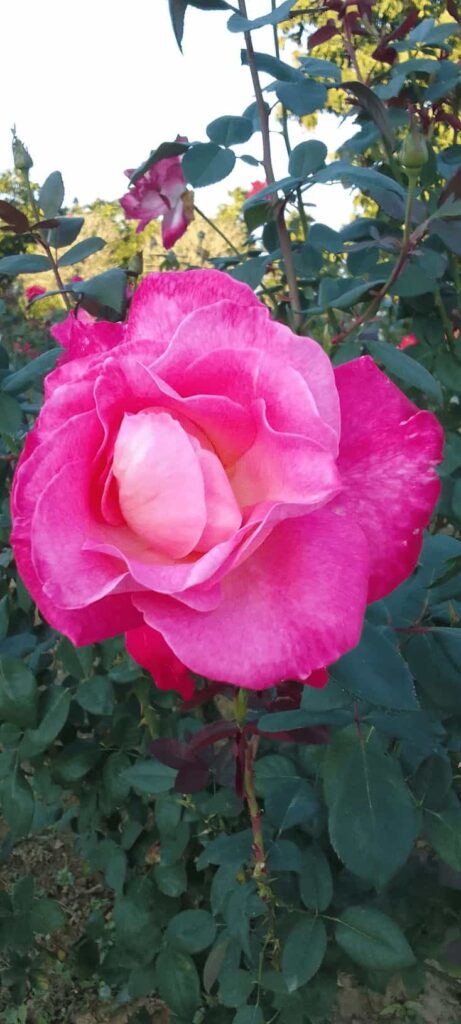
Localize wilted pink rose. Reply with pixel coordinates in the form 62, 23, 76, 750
120, 141, 193, 249
399, 333, 418, 350
25, 284, 46, 303
246, 180, 268, 199
12, 270, 443, 697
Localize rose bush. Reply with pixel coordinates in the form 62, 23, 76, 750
11, 269, 443, 694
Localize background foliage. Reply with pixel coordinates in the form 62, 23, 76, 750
0, 2, 461, 1022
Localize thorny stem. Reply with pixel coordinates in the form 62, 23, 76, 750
193, 203, 243, 259
244, 733, 267, 880
22, 171, 71, 311
343, 18, 366, 85
329, 194, 429, 346
270, 2, 308, 242
434, 286, 456, 348
238, 0, 303, 329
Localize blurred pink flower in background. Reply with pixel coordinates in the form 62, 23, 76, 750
120, 139, 194, 249
25, 284, 46, 303
246, 180, 268, 199
398, 333, 418, 350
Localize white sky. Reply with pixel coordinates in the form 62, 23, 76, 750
0, 0, 354, 228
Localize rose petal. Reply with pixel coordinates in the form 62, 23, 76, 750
126, 624, 195, 699
113, 410, 207, 558
133, 509, 369, 689
126, 269, 261, 347
333, 356, 443, 601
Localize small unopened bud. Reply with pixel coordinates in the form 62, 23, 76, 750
398, 128, 428, 173
11, 130, 33, 172
128, 251, 143, 276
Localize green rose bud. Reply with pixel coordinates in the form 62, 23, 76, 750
11, 131, 33, 173
398, 128, 429, 173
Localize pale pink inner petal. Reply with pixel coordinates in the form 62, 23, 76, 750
194, 446, 242, 552
112, 410, 207, 558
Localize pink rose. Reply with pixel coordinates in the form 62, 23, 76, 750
246, 180, 268, 199
398, 333, 418, 350
25, 284, 46, 303
11, 270, 443, 696
120, 141, 194, 249
71, 275, 83, 284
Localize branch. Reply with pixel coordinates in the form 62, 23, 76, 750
238, 0, 303, 329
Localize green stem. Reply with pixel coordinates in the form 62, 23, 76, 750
403, 173, 417, 246
244, 734, 267, 880
193, 203, 243, 259
434, 287, 456, 347
271, 1, 308, 242
23, 172, 71, 311
238, 0, 303, 330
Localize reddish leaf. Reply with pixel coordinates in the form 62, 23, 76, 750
175, 762, 210, 792
372, 42, 397, 64
179, 681, 230, 711
308, 21, 339, 49
187, 721, 239, 753
32, 218, 61, 230
435, 110, 461, 132
149, 738, 191, 769
0, 201, 30, 234
438, 166, 461, 207
390, 7, 419, 41
447, 0, 461, 24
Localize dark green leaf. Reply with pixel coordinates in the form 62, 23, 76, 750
0, 655, 37, 728
366, 338, 443, 404
52, 740, 100, 784
182, 143, 235, 187
71, 268, 126, 315
48, 216, 84, 248
289, 141, 327, 178
330, 622, 418, 711
233, 1008, 263, 1024
76, 676, 115, 716
425, 807, 461, 870
299, 846, 333, 912
154, 861, 187, 896
228, 257, 267, 289
326, 735, 421, 886
207, 115, 253, 146
30, 898, 65, 934
39, 172, 64, 218
0, 394, 22, 434
219, 967, 253, 1008
241, 50, 300, 82
156, 949, 201, 1017
228, 0, 296, 32
345, 82, 395, 148
276, 80, 327, 116
166, 910, 216, 953
266, 778, 319, 831
309, 223, 344, 253
335, 907, 416, 971
121, 758, 177, 794
0, 254, 51, 276
315, 161, 405, 197
21, 686, 71, 757
2, 348, 60, 395
1, 768, 34, 836
281, 917, 327, 992
129, 141, 189, 184
57, 236, 106, 267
